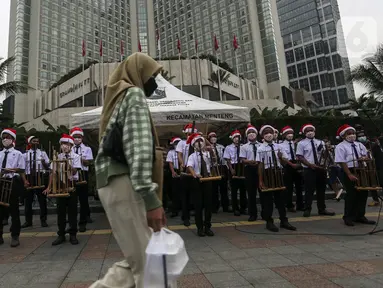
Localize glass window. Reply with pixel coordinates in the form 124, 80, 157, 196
309, 75, 321, 91
315, 41, 324, 55
297, 62, 307, 77
335, 71, 345, 86
317, 57, 327, 71
285, 50, 295, 64
332, 54, 342, 69
294, 47, 305, 61
320, 74, 329, 88
328, 73, 335, 87
329, 38, 337, 52
287, 65, 297, 79
313, 92, 323, 107
323, 90, 332, 106
307, 59, 318, 74
299, 78, 310, 91
305, 44, 315, 58
338, 88, 348, 104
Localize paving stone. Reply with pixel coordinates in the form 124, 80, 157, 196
217, 249, 250, 261
297, 244, 328, 253
239, 269, 287, 285
256, 254, 298, 268
313, 251, 355, 263
177, 273, 213, 288
29, 271, 68, 284
272, 266, 322, 281
284, 253, 329, 265
243, 248, 276, 257
204, 271, 250, 288
304, 263, 356, 278
366, 273, 383, 284
331, 276, 380, 288
336, 260, 381, 275
250, 282, 297, 288
0, 272, 35, 286
227, 257, 263, 271
60, 282, 94, 288
71, 259, 103, 271
196, 258, 234, 273
270, 245, 306, 255
290, 278, 340, 288
189, 251, 222, 262
0, 263, 16, 276
182, 261, 201, 275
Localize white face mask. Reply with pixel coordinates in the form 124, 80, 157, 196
210, 137, 217, 144
285, 134, 294, 141
2, 139, 12, 148
306, 131, 315, 139
233, 137, 240, 144
264, 133, 274, 142
194, 141, 205, 151
61, 144, 71, 153
358, 136, 367, 142
247, 133, 257, 142
346, 134, 356, 143
74, 138, 82, 145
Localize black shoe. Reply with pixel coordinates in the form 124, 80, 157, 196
344, 219, 355, 226
10, 237, 20, 247
183, 220, 190, 227
0, 236, 3, 245
41, 220, 48, 227
355, 217, 376, 225
52, 236, 65, 246
2, 219, 8, 226
21, 222, 32, 228
234, 210, 241, 216
303, 210, 311, 217
87, 216, 93, 224
79, 225, 86, 233
319, 210, 335, 216
248, 216, 257, 222
70, 235, 79, 245
266, 222, 279, 232
280, 221, 297, 231
170, 212, 178, 218
197, 229, 205, 237
205, 228, 214, 237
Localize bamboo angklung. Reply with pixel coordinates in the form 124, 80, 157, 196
0, 169, 14, 207
260, 151, 285, 193
199, 138, 222, 183
354, 151, 380, 191
49, 149, 75, 197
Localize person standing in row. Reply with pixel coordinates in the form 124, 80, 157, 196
334, 124, 376, 227
167, 137, 181, 218
240, 124, 260, 221
279, 126, 304, 212
224, 130, 247, 216
70, 127, 94, 232
296, 124, 335, 218
256, 125, 296, 232
22, 135, 50, 228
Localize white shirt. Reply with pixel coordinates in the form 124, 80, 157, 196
296, 138, 325, 167
0, 147, 25, 178
24, 149, 50, 175
223, 143, 242, 164
176, 140, 190, 167
51, 151, 82, 181
240, 141, 261, 162
187, 151, 211, 175
166, 149, 179, 170
72, 143, 93, 171
256, 142, 287, 169
335, 140, 368, 168
279, 140, 296, 161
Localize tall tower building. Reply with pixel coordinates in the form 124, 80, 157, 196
153, 0, 290, 100
277, 0, 355, 109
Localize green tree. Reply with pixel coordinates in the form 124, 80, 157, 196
0, 56, 28, 95
160, 70, 176, 82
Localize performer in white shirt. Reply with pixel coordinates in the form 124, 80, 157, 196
207, 131, 230, 213
273, 128, 280, 144
256, 125, 296, 232
278, 126, 304, 212
240, 124, 260, 221
166, 137, 181, 218
187, 133, 214, 237
334, 124, 376, 227
22, 135, 50, 228
44, 134, 82, 246
224, 130, 247, 216
296, 123, 335, 218
70, 127, 94, 232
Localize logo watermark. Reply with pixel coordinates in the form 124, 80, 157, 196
337, 17, 378, 59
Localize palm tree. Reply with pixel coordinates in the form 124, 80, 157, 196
160, 70, 176, 82
350, 44, 383, 96
0, 56, 28, 95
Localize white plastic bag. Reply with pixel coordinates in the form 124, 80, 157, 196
144, 228, 189, 287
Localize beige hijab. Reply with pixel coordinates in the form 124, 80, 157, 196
99, 52, 163, 138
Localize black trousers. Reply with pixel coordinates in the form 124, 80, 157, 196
245, 166, 258, 217
57, 190, 78, 236
193, 179, 212, 229
180, 175, 192, 221
0, 178, 21, 237
342, 170, 368, 221
77, 171, 90, 225
303, 168, 327, 211
212, 166, 229, 211
24, 188, 47, 224
162, 170, 172, 210
230, 178, 247, 212
284, 166, 304, 209
171, 175, 181, 214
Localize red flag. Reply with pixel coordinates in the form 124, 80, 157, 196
233, 35, 239, 50
177, 37, 181, 53
120, 40, 124, 56
99, 40, 103, 57
82, 40, 86, 57
138, 40, 142, 52
214, 35, 219, 51
195, 39, 198, 53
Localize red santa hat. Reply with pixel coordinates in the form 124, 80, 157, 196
70, 127, 84, 137
59, 134, 74, 145
207, 132, 217, 138
336, 124, 356, 138
27, 136, 36, 143
170, 137, 181, 145
259, 125, 274, 135
245, 124, 257, 135
300, 123, 315, 135
186, 133, 203, 146
182, 123, 198, 134
229, 130, 241, 140
1, 128, 16, 139
281, 126, 294, 135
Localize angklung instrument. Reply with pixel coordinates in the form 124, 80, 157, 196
232, 144, 245, 179
199, 138, 222, 183
75, 152, 87, 186
0, 169, 15, 207
352, 150, 380, 191
49, 150, 75, 197
259, 149, 285, 192
26, 145, 46, 190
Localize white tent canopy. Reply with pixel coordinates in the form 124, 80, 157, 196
70, 75, 249, 129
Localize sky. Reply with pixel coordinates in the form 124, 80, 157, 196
0, 0, 382, 100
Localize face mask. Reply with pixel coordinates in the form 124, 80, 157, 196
346, 134, 356, 143
210, 137, 217, 144
285, 134, 294, 141
32, 143, 39, 149
233, 137, 240, 144
264, 133, 273, 142
306, 131, 315, 139
358, 136, 367, 142
61, 144, 70, 153
2, 139, 12, 148
74, 138, 82, 145
143, 76, 158, 97
194, 141, 205, 150
247, 133, 257, 141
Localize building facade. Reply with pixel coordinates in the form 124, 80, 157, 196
153, 0, 290, 101
277, 0, 355, 109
